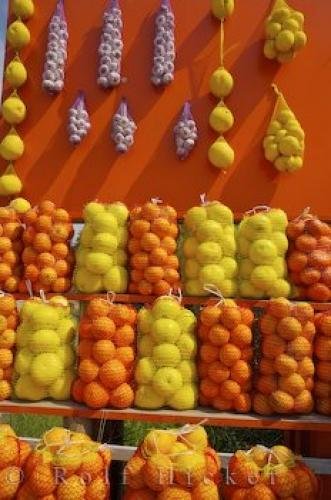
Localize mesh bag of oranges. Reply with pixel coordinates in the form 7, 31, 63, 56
20, 200, 74, 294
17, 426, 111, 499
13, 295, 77, 401
237, 206, 290, 299
134, 294, 198, 410
198, 290, 254, 413
254, 298, 315, 415
73, 296, 136, 409
124, 425, 221, 499
128, 199, 180, 296
0, 205, 24, 293
286, 208, 331, 302
223, 444, 318, 499
0, 423, 32, 499
75, 201, 129, 293
0, 293, 19, 401
182, 197, 237, 297
314, 310, 331, 415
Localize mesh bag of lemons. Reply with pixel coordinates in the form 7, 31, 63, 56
254, 298, 315, 415
223, 444, 318, 499
13, 295, 77, 401
182, 199, 237, 297
17, 426, 111, 498
75, 201, 129, 293
124, 425, 221, 499
264, 0, 307, 63
237, 206, 290, 298
263, 85, 305, 173
134, 295, 198, 410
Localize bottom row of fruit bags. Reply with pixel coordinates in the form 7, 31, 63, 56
0, 423, 319, 499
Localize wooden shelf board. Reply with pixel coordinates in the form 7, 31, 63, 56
1, 401, 330, 431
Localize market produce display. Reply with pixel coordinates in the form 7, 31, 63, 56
263, 85, 305, 173
174, 101, 198, 160
21, 200, 74, 293
128, 200, 180, 296
17, 426, 111, 498
254, 298, 315, 415
314, 311, 331, 415
211, 0, 235, 19
67, 91, 91, 145
151, 0, 176, 87
73, 297, 136, 409
75, 201, 129, 293
286, 209, 331, 302
0, 423, 32, 498
224, 444, 318, 499
111, 99, 137, 154
198, 300, 253, 412
42, 0, 68, 94
0, 205, 23, 292
13, 296, 77, 401
237, 207, 290, 298
182, 199, 237, 297
134, 296, 198, 410
97, 0, 123, 89
0, 294, 18, 401
264, 0, 307, 63
124, 425, 221, 499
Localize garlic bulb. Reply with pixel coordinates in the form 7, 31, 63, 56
97, 0, 123, 89
174, 101, 198, 159
42, 0, 68, 94
68, 91, 91, 145
111, 99, 137, 153
151, 0, 175, 87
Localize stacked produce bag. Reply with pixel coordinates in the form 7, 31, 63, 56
0, 294, 18, 401
182, 199, 237, 297
73, 297, 136, 409
14, 295, 77, 401
198, 298, 253, 412
237, 207, 290, 298
128, 200, 180, 295
224, 444, 318, 499
124, 425, 221, 499
21, 200, 74, 293
0, 206, 23, 293
134, 295, 198, 410
75, 201, 129, 293
17, 426, 111, 499
254, 298, 315, 415
314, 310, 331, 415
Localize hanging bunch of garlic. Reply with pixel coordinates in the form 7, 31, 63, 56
174, 102, 198, 159
151, 0, 176, 87
67, 91, 91, 145
111, 99, 137, 153
97, 0, 123, 89
42, 0, 68, 94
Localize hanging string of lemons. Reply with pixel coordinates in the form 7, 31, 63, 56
0, 0, 35, 196
208, 13, 235, 171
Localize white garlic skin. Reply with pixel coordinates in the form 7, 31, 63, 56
97, 4, 123, 89
174, 105, 198, 159
111, 102, 137, 154
151, 1, 176, 87
67, 95, 91, 145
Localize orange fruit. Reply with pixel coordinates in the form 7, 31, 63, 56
200, 343, 219, 363
0, 263, 11, 281
297, 357, 315, 378
208, 361, 230, 384
143, 454, 173, 491
250, 484, 276, 500
315, 336, 331, 361
130, 219, 151, 238
295, 234, 317, 253
208, 324, 230, 346
213, 396, 232, 411
54, 259, 69, 277
301, 321, 316, 342
314, 380, 331, 399
162, 205, 177, 221
269, 390, 295, 413
234, 393, 251, 413
111, 304, 136, 327
231, 360, 251, 385
86, 477, 108, 500
125, 453, 146, 489
0, 466, 21, 499
300, 267, 322, 285
6, 313, 17, 330
0, 379, 11, 400
219, 380, 241, 400
279, 373, 306, 397
124, 488, 154, 500
316, 360, 331, 382
92, 316, 116, 340
277, 317, 302, 341
219, 344, 241, 367
307, 283, 331, 301
3, 276, 18, 293
274, 354, 298, 377
241, 347, 253, 362
198, 361, 209, 379
52, 243, 69, 259
160, 236, 176, 254
320, 315, 331, 336
157, 486, 191, 499
200, 306, 221, 327
113, 325, 135, 347
268, 298, 291, 319
29, 463, 56, 496
228, 456, 260, 488
230, 324, 252, 348
288, 251, 308, 272
71, 379, 85, 403
0, 237, 11, 253
221, 305, 242, 330
240, 307, 254, 326
49, 224, 70, 243
2, 250, 18, 266
116, 346, 135, 366
150, 217, 171, 238
18, 440, 31, 467
56, 474, 86, 499
0, 349, 13, 369
83, 382, 109, 409
149, 247, 168, 266
163, 268, 180, 285
128, 238, 141, 254
79, 450, 104, 479
99, 359, 127, 389
79, 318, 92, 339
53, 208, 70, 223
292, 464, 318, 500
253, 393, 273, 415
271, 468, 296, 497
35, 215, 52, 232
294, 389, 314, 413
259, 358, 275, 375
22, 246, 37, 264
256, 375, 277, 395
131, 253, 149, 270
33, 233, 52, 252
109, 382, 134, 408
92, 339, 116, 365
23, 208, 38, 224
3, 367, 13, 380
131, 269, 144, 283
262, 335, 286, 359
141, 202, 161, 221
316, 398, 331, 415
192, 479, 219, 499
200, 378, 219, 399
36, 252, 55, 268
138, 280, 153, 295
287, 336, 312, 360
39, 200, 55, 215
153, 280, 172, 295
78, 358, 99, 383
39, 267, 57, 285
308, 249, 331, 268
0, 296, 15, 316
140, 233, 160, 252
78, 339, 93, 359
166, 255, 179, 269
87, 298, 110, 319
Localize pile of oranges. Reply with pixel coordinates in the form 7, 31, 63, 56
198, 300, 254, 413
0, 206, 23, 293
314, 311, 331, 415
124, 426, 221, 500
128, 201, 180, 296
73, 297, 136, 409
20, 200, 74, 293
0, 294, 18, 401
287, 211, 331, 301
17, 426, 111, 499
254, 298, 315, 415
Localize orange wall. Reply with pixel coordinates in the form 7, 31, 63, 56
2, 0, 330, 219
